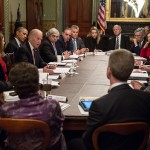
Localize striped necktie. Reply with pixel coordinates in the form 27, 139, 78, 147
52, 43, 57, 56
115, 36, 119, 49
73, 39, 77, 50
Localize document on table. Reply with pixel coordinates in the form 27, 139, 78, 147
48, 75, 59, 80
62, 59, 77, 63
48, 62, 67, 66
94, 52, 106, 55
47, 95, 67, 102
4, 91, 19, 102
134, 56, 147, 61
129, 72, 148, 80
78, 105, 89, 116
59, 102, 70, 111
39, 72, 60, 86
53, 67, 70, 74
69, 54, 79, 59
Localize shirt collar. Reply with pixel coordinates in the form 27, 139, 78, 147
15, 37, 21, 47
110, 82, 127, 90
28, 42, 34, 51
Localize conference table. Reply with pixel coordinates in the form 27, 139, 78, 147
51, 54, 110, 131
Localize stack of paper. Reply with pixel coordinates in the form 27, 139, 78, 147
53, 67, 70, 74
59, 102, 70, 111
4, 91, 19, 102
129, 72, 148, 80
48, 62, 67, 66
47, 95, 67, 102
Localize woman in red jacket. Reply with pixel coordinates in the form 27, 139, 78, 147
140, 32, 150, 62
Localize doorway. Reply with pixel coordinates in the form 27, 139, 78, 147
65, 0, 93, 38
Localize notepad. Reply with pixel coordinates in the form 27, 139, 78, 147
59, 102, 70, 111
47, 95, 67, 102
53, 67, 70, 74
48, 62, 67, 66
4, 91, 19, 102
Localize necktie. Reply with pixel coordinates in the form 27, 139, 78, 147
115, 36, 119, 49
73, 39, 77, 50
33, 49, 37, 65
138, 42, 141, 48
52, 43, 57, 56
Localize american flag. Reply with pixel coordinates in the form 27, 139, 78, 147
97, 0, 107, 32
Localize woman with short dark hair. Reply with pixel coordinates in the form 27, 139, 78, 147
0, 62, 66, 150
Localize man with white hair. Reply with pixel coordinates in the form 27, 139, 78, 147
39, 28, 61, 63
130, 27, 146, 55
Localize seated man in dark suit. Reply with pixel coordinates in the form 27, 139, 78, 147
5, 27, 28, 53
56, 27, 73, 55
83, 49, 150, 150
68, 49, 150, 150
109, 25, 131, 50
15, 29, 54, 74
71, 25, 88, 54
39, 27, 69, 63
130, 27, 146, 55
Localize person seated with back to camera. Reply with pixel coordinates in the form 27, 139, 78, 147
14, 29, 56, 74
67, 49, 150, 150
84, 26, 109, 52
0, 62, 66, 150
39, 28, 70, 63
70, 25, 88, 55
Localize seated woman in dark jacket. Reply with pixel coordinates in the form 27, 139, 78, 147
84, 26, 109, 52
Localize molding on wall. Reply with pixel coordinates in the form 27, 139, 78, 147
4, 0, 9, 43
43, 20, 56, 34
9, 21, 26, 37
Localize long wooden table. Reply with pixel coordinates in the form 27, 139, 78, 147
51, 54, 110, 130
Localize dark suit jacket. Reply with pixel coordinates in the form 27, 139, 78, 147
15, 41, 47, 68
130, 39, 146, 56
0, 64, 12, 93
84, 35, 109, 52
83, 84, 150, 150
57, 35, 73, 54
5, 37, 20, 53
109, 34, 131, 51
39, 38, 61, 63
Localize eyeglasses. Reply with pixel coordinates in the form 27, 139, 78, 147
134, 34, 142, 37
51, 34, 59, 38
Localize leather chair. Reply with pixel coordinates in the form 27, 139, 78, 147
0, 118, 50, 150
92, 122, 149, 150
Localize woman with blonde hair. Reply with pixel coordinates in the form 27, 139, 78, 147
84, 26, 108, 52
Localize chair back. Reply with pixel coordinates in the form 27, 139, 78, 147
0, 118, 50, 150
92, 122, 149, 150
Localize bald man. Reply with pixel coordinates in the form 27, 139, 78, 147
14, 29, 54, 74
109, 25, 131, 51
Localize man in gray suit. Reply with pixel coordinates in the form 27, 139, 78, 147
71, 25, 88, 54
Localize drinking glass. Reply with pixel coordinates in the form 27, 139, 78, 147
42, 78, 52, 99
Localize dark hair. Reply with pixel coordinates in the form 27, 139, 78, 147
108, 49, 134, 81
0, 32, 4, 56
8, 62, 39, 97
